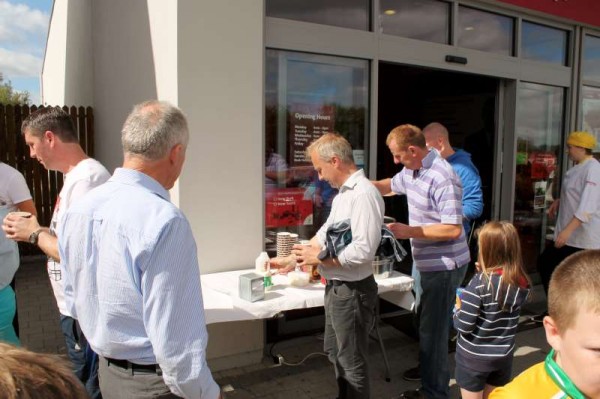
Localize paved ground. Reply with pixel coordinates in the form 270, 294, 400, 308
212, 315, 549, 399
15, 255, 65, 354
15, 256, 549, 399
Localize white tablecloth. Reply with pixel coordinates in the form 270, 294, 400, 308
201, 269, 414, 324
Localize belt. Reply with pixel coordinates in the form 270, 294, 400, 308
106, 357, 161, 374
326, 274, 375, 287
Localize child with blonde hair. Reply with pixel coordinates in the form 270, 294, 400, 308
490, 249, 600, 398
453, 221, 531, 399
0, 343, 89, 398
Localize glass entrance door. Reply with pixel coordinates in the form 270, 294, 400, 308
513, 83, 565, 272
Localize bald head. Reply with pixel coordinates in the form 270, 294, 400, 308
423, 122, 451, 154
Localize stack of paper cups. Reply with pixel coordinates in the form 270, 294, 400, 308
276, 232, 296, 257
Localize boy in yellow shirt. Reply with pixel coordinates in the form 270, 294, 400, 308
490, 249, 600, 399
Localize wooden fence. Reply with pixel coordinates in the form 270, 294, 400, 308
0, 104, 95, 255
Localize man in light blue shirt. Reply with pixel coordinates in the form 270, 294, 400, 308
58, 101, 221, 399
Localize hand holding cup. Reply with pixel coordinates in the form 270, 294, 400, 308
2, 212, 41, 242
292, 241, 320, 268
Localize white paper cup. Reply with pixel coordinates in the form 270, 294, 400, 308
10, 211, 32, 218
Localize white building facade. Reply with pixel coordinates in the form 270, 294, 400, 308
42, 0, 600, 370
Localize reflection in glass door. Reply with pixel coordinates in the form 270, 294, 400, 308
514, 83, 565, 272
264, 50, 369, 256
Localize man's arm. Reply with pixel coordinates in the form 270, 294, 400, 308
371, 178, 393, 196
455, 164, 483, 221
292, 230, 343, 269
387, 222, 462, 241
294, 192, 384, 269
554, 217, 582, 248
2, 215, 60, 260
387, 170, 464, 241
15, 199, 37, 216
2, 177, 108, 261
143, 216, 220, 399
336, 191, 384, 267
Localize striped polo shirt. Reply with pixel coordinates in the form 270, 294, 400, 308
391, 149, 470, 272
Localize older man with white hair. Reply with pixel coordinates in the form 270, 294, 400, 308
58, 101, 221, 399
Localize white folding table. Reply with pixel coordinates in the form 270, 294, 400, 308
201, 269, 415, 381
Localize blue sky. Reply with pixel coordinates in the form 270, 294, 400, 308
0, 0, 53, 104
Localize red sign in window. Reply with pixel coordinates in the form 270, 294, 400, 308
266, 188, 313, 228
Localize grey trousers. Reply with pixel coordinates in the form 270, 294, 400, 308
98, 356, 181, 399
324, 275, 378, 399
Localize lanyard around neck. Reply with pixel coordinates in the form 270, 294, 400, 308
544, 349, 586, 399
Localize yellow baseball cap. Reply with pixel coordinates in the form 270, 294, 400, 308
567, 131, 596, 150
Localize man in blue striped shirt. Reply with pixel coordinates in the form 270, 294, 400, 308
373, 124, 469, 399
58, 101, 221, 399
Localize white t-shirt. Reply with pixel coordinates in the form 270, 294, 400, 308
48, 158, 110, 317
0, 162, 32, 210
555, 157, 600, 249
0, 163, 33, 289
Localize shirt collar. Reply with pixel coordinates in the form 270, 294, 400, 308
422, 149, 438, 169
110, 168, 171, 201
340, 169, 364, 192
410, 149, 438, 178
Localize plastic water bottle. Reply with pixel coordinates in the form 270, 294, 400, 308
255, 252, 269, 273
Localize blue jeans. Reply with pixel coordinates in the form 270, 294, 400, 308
412, 264, 467, 331
411, 263, 422, 311
61, 315, 102, 399
418, 265, 465, 399
324, 275, 378, 399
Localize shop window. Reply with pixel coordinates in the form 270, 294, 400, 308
514, 83, 564, 272
583, 35, 600, 83
582, 86, 600, 156
265, 50, 369, 254
266, 0, 370, 31
379, 0, 450, 44
521, 21, 568, 66
457, 6, 514, 56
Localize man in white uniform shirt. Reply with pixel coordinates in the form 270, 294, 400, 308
291, 132, 384, 399
2, 107, 109, 399
538, 131, 600, 297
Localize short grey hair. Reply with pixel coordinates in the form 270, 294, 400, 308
121, 101, 189, 160
306, 132, 354, 164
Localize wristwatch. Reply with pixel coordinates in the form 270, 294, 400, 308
28, 228, 44, 245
